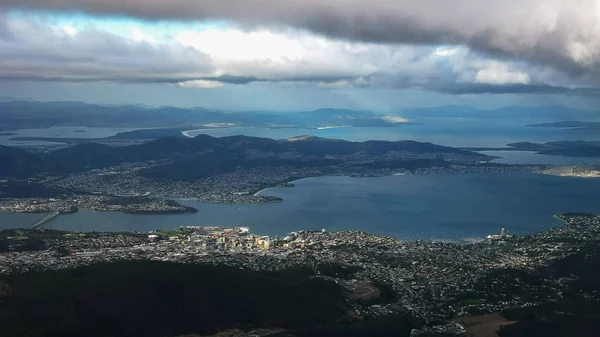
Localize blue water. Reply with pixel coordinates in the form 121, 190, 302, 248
0, 127, 140, 146
2, 174, 600, 240
185, 118, 600, 148
481, 151, 600, 165
3, 119, 600, 152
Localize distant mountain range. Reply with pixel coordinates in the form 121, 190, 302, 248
1, 100, 598, 131
399, 105, 600, 120
0, 101, 399, 131
0, 134, 488, 180
528, 121, 600, 130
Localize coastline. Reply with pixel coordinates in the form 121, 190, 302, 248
252, 177, 309, 196
553, 214, 567, 224
1, 208, 597, 243
1, 212, 596, 245
251, 165, 600, 199
253, 169, 537, 197
0, 169, 594, 215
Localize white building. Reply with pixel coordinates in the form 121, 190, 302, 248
487, 228, 510, 240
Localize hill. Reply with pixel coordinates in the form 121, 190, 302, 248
0, 135, 489, 180
0, 145, 47, 178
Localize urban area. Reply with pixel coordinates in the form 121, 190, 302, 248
1, 212, 599, 336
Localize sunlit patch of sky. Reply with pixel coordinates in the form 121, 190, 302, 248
7, 9, 229, 41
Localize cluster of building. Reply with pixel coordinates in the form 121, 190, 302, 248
0, 198, 76, 213
542, 165, 600, 178
415, 164, 541, 175
156, 226, 272, 251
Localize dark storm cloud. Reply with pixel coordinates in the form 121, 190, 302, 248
431, 84, 600, 96
201, 75, 261, 85
195, 74, 358, 85
364, 72, 600, 96
2, 0, 599, 74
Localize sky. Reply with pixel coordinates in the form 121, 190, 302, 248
1, 1, 600, 112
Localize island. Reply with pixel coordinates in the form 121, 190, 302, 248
467, 140, 600, 158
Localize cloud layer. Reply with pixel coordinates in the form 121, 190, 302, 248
3, 0, 600, 75
1, 3, 600, 95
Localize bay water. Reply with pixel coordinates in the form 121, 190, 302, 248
2, 173, 600, 240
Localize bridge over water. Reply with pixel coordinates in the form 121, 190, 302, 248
29, 211, 60, 229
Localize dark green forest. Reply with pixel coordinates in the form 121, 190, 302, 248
0, 261, 348, 337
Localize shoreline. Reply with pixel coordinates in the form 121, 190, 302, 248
553, 214, 567, 224
253, 177, 311, 196
0, 212, 591, 243
1, 169, 592, 214
252, 167, 600, 197
253, 170, 538, 197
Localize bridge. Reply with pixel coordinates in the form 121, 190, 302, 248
29, 211, 60, 229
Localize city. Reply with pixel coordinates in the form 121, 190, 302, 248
2, 213, 599, 336
2, 1, 600, 335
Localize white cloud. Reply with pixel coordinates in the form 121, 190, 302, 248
381, 116, 410, 123
173, 28, 382, 79
474, 62, 531, 85
0, 13, 598, 94
177, 80, 223, 88
130, 26, 155, 43
317, 80, 352, 88
62, 25, 77, 37
433, 47, 459, 57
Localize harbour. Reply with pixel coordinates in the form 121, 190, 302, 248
3, 173, 600, 240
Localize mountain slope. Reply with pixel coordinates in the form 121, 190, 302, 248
0, 135, 489, 179
0, 145, 47, 178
